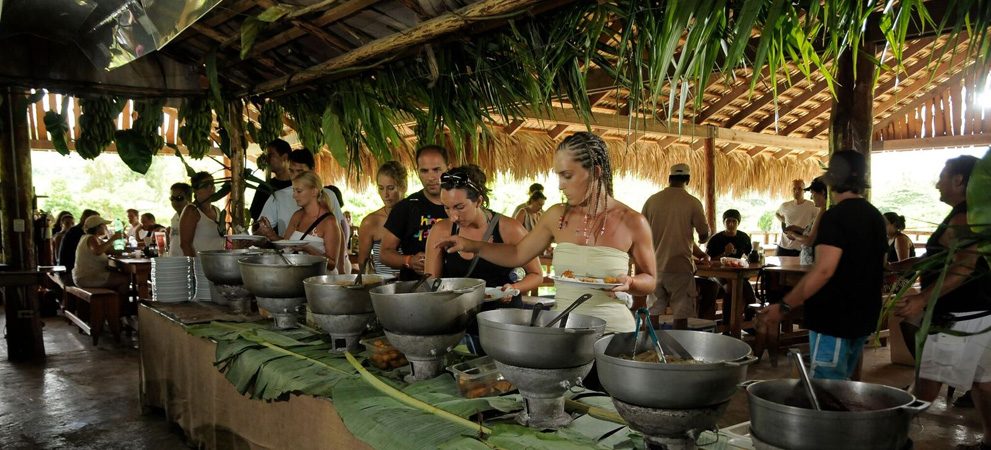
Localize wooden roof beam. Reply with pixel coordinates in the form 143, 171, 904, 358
723, 67, 805, 128
693, 68, 766, 124
873, 59, 974, 131
507, 106, 828, 153
548, 124, 569, 140
244, 0, 577, 96
244, 0, 383, 60
746, 146, 766, 156
255, 0, 353, 53
191, 24, 286, 74
773, 149, 792, 159
720, 143, 740, 154
873, 133, 991, 152
502, 120, 525, 136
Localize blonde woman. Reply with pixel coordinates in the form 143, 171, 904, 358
280, 171, 342, 273
357, 161, 407, 276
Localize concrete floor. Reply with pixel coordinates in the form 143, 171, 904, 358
0, 312, 189, 450
0, 310, 986, 449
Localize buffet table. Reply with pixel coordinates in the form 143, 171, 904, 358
138, 303, 372, 450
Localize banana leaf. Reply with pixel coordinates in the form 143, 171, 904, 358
333, 375, 514, 450
967, 147, 991, 250
114, 129, 154, 174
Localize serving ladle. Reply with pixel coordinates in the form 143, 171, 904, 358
544, 293, 593, 328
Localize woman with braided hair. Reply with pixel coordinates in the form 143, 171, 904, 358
435, 132, 656, 332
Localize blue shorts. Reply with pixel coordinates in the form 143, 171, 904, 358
809, 331, 867, 380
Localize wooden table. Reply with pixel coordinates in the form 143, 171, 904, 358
695, 264, 761, 338
109, 257, 152, 299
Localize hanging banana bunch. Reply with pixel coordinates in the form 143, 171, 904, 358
132, 99, 166, 154
76, 97, 118, 159
256, 100, 283, 147
178, 97, 213, 159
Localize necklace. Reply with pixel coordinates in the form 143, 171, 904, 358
559, 198, 608, 245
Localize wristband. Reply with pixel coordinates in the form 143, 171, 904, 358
779, 300, 793, 315
404, 255, 412, 268
511, 283, 518, 291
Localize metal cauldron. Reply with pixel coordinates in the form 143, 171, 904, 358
594, 331, 757, 409
741, 379, 929, 450
478, 309, 606, 369
238, 253, 327, 298
304, 274, 393, 315
199, 249, 262, 285
369, 278, 485, 335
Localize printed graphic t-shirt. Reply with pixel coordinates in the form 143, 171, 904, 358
384, 190, 448, 280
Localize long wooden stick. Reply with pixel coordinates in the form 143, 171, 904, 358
245, 0, 571, 96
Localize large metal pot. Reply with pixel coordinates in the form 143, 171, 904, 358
478, 309, 606, 369
237, 254, 327, 298
199, 249, 261, 285
304, 274, 393, 315
741, 378, 930, 450
369, 278, 485, 335
594, 331, 757, 409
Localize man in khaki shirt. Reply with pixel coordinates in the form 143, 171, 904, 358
642, 164, 710, 329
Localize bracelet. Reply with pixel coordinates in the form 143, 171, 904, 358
404, 255, 412, 268
511, 283, 518, 291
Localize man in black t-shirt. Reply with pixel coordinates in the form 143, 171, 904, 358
249, 139, 293, 222
380, 146, 451, 280
759, 151, 887, 380
705, 209, 752, 260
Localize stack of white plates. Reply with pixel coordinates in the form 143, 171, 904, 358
192, 257, 212, 301
152, 257, 192, 302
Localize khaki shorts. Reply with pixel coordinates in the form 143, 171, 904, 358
649, 272, 697, 319
919, 313, 991, 391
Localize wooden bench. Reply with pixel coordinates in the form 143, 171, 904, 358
64, 286, 122, 345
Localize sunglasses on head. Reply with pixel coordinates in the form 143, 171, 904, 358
441, 172, 481, 192
170, 196, 185, 201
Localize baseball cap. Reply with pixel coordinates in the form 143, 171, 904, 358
670, 164, 691, 176
84, 215, 112, 229
804, 177, 827, 193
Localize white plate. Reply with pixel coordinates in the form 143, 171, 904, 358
484, 287, 520, 302
550, 275, 622, 291
227, 234, 266, 242
272, 239, 309, 248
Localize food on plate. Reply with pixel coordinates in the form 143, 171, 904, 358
602, 276, 619, 283
561, 270, 575, 278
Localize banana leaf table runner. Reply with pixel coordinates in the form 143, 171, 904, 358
145, 303, 740, 450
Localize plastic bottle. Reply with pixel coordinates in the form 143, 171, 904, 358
112, 219, 126, 251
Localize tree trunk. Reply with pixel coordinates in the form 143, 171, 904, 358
1, 86, 45, 362
703, 137, 717, 235
829, 43, 877, 196
228, 100, 246, 232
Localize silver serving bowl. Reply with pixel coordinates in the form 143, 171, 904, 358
595, 331, 757, 409
238, 253, 327, 298
369, 278, 485, 335
304, 274, 393, 315
478, 309, 606, 369
742, 378, 929, 450
199, 249, 261, 285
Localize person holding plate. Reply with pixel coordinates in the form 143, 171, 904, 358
434, 132, 656, 333
276, 171, 343, 273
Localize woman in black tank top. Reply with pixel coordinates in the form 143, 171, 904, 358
424, 166, 544, 310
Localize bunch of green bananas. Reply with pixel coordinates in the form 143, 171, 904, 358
76, 97, 118, 159
132, 99, 165, 154
257, 100, 283, 147
178, 98, 213, 159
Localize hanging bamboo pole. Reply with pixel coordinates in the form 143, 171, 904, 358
1, 86, 46, 362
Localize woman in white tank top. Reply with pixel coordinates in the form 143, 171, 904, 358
179, 172, 225, 256
280, 171, 342, 274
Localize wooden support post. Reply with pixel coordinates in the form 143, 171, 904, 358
829, 43, 876, 194
703, 137, 717, 235
228, 100, 247, 232
0, 87, 45, 362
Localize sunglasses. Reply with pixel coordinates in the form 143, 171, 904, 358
441, 172, 482, 193
170, 196, 185, 202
